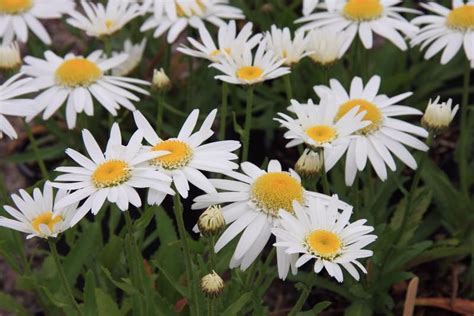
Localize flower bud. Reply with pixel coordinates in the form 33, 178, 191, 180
152, 68, 171, 91
201, 270, 224, 298
421, 96, 459, 133
306, 29, 345, 66
0, 42, 21, 73
197, 205, 225, 237
295, 149, 323, 178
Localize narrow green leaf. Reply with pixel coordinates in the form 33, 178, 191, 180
95, 288, 122, 316
221, 292, 253, 315
83, 270, 97, 316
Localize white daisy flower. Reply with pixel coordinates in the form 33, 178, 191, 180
140, 0, 244, 43
51, 123, 174, 226
210, 40, 291, 85
177, 20, 262, 62
313, 75, 429, 185
296, 0, 419, 51
22, 50, 150, 129
0, 72, 36, 139
273, 198, 376, 282
67, 0, 142, 38
133, 109, 241, 202
0, 182, 78, 239
192, 159, 351, 277
275, 96, 370, 170
0, 41, 21, 72
306, 28, 350, 65
0, 0, 74, 45
112, 39, 147, 76
265, 25, 311, 66
422, 96, 459, 132
410, 1, 474, 65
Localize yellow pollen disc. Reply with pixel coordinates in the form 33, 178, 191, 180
236, 66, 264, 81
250, 172, 304, 216
336, 98, 382, 134
306, 230, 342, 259
31, 212, 62, 233
306, 125, 337, 144
343, 0, 383, 21
152, 140, 193, 170
447, 5, 474, 30
0, 0, 32, 14
55, 58, 102, 87
176, 0, 205, 17
92, 160, 131, 188
210, 47, 231, 58
105, 19, 114, 29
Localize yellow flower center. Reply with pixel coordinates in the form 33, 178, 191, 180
250, 172, 304, 216
306, 229, 342, 259
336, 98, 382, 134
0, 0, 32, 14
446, 5, 474, 30
236, 66, 264, 81
105, 19, 114, 30
210, 47, 231, 58
306, 125, 337, 144
151, 140, 193, 170
92, 160, 131, 188
343, 0, 384, 21
55, 58, 102, 87
31, 212, 62, 234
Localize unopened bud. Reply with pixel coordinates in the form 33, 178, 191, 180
0, 42, 21, 73
295, 149, 323, 178
197, 205, 225, 237
201, 270, 224, 298
421, 96, 459, 133
152, 68, 171, 91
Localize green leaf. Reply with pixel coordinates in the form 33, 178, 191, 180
101, 266, 138, 295
297, 301, 331, 315
151, 259, 188, 297
63, 222, 102, 285
95, 288, 122, 316
100, 235, 124, 271
232, 111, 244, 137
221, 292, 253, 315
344, 301, 373, 316
0, 293, 30, 316
83, 270, 97, 316
134, 206, 156, 232
0, 144, 66, 163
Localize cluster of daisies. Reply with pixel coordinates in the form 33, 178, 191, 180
0, 0, 466, 284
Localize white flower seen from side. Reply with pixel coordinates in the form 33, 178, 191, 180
0, 41, 21, 72
0, 182, 78, 239
264, 25, 311, 66
133, 109, 241, 202
67, 0, 142, 38
178, 20, 262, 62
52, 123, 174, 226
22, 50, 150, 129
112, 39, 147, 76
422, 96, 459, 132
273, 198, 376, 282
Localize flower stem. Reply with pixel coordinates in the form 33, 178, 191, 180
173, 193, 200, 316
288, 279, 315, 315
283, 74, 293, 103
321, 151, 330, 195
25, 124, 49, 180
459, 60, 471, 198
219, 82, 229, 140
48, 239, 82, 315
155, 92, 165, 133
207, 236, 216, 316
242, 86, 254, 161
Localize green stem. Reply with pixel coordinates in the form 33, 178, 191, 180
219, 82, 229, 140
0, 172, 8, 203
173, 193, 200, 316
283, 74, 293, 103
288, 279, 315, 315
207, 236, 216, 316
254, 248, 276, 287
48, 239, 82, 315
25, 124, 49, 180
459, 60, 471, 198
321, 150, 330, 195
242, 86, 254, 161
244, 260, 259, 290
156, 92, 165, 133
